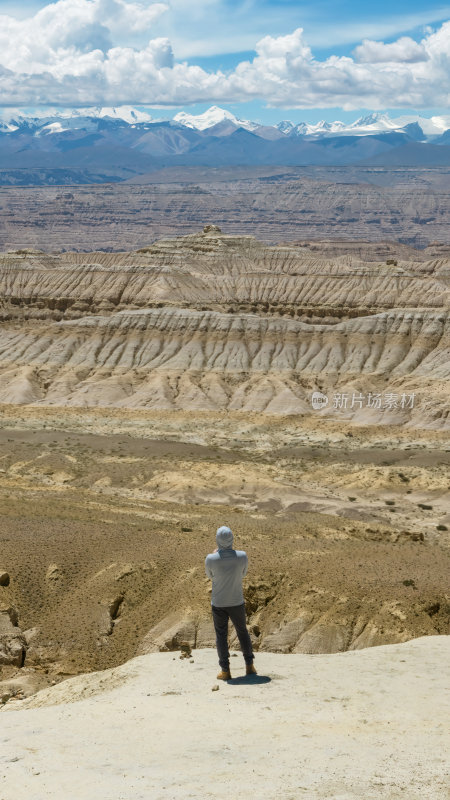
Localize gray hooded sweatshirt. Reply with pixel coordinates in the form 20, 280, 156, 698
205, 526, 248, 607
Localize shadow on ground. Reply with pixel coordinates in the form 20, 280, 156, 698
227, 675, 271, 685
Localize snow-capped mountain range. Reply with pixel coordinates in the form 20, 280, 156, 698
1, 105, 450, 184
173, 107, 450, 138
276, 112, 450, 138
0, 105, 155, 133
1, 105, 449, 140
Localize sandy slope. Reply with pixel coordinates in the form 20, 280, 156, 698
1, 637, 449, 800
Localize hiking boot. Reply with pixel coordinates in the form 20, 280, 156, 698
246, 663, 257, 675
217, 669, 232, 680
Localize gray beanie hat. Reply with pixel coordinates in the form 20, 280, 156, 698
216, 525, 233, 549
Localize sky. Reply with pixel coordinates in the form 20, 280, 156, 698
0, 0, 449, 123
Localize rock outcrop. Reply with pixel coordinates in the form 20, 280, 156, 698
0, 571, 10, 587
138, 610, 216, 655
0, 605, 26, 667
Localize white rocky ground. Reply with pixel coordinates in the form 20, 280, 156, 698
1, 636, 449, 800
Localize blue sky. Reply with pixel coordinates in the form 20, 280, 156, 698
3, 0, 448, 57
0, 0, 449, 121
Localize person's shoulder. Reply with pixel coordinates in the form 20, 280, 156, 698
235, 549, 247, 557
205, 552, 218, 560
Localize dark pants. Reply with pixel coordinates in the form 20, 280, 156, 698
211, 602, 254, 670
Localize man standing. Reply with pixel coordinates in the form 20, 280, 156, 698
205, 525, 256, 680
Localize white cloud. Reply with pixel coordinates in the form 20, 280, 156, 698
0, 2, 449, 110
225, 24, 450, 109
354, 37, 429, 63
0, 0, 168, 73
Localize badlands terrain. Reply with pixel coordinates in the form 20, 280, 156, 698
1, 166, 450, 252
0, 224, 449, 711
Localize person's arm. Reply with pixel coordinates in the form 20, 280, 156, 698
205, 555, 214, 579
242, 553, 248, 576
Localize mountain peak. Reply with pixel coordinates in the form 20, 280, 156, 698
173, 106, 258, 132
90, 106, 154, 124
354, 112, 389, 127
173, 106, 238, 130
276, 120, 295, 133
